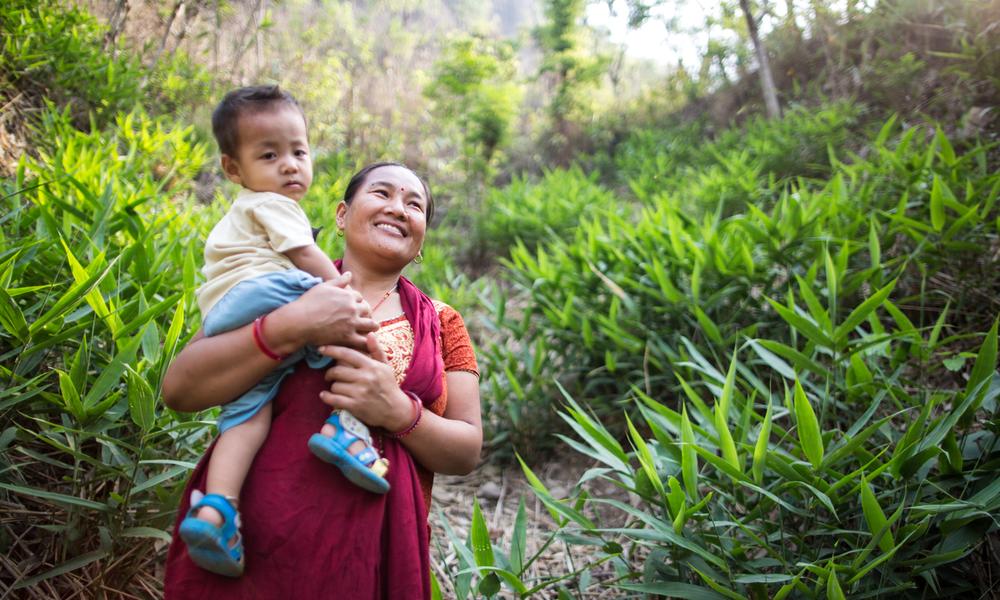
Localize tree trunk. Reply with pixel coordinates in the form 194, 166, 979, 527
740, 0, 781, 119
104, 0, 131, 53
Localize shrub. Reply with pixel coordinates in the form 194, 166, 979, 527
481, 112, 999, 457
0, 107, 212, 595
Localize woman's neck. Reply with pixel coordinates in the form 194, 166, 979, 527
340, 255, 402, 302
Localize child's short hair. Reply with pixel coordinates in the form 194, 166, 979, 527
211, 85, 305, 156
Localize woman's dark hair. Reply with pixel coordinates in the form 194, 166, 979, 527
343, 162, 435, 226
211, 85, 305, 156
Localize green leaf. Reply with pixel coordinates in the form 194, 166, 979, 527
680, 404, 699, 499
794, 378, 824, 469
826, 565, 846, 600
0, 287, 28, 341
752, 398, 772, 484
510, 497, 527, 574
962, 318, 998, 422
126, 366, 155, 432
470, 499, 495, 567
930, 175, 946, 231
0, 482, 108, 512
57, 369, 85, 422
616, 582, 726, 599
833, 279, 897, 344
12, 548, 110, 590
861, 475, 895, 553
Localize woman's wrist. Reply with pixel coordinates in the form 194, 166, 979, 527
260, 304, 306, 357
386, 389, 422, 436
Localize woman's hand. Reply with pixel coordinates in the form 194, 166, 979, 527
271, 273, 379, 353
319, 334, 483, 476
162, 273, 379, 413
318, 335, 412, 431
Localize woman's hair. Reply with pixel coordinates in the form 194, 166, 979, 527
211, 85, 306, 157
343, 162, 435, 226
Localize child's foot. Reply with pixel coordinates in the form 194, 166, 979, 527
309, 411, 390, 492
179, 491, 245, 577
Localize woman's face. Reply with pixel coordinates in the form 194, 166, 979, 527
337, 165, 428, 268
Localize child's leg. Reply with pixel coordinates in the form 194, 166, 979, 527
196, 402, 273, 526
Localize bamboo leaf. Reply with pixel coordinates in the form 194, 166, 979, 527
834, 279, 897, 344
794, 378, 824, 469
752, 397, 772, 484
930, 175, 946, 231
680, 404, 699, 499
861, 474, 895, 553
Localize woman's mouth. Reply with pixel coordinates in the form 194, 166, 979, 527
374, 222, 406, 237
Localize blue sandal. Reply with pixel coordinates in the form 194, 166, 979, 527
308, 410, 390, 494
178, 491, 244, 577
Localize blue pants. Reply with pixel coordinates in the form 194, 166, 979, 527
203, 270, 331, 433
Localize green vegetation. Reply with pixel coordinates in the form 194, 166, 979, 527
1, 0, 998, 597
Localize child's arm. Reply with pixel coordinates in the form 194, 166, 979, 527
285, 244, 341, 281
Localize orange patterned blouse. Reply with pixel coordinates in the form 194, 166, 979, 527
374, 300, 479, 508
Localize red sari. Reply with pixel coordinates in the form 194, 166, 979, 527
164, 276, 477, 599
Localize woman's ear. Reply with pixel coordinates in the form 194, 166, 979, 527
335, 202, 348, 230
220, 155, 243, 186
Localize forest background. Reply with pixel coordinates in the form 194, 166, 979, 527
1, 0, 999, 598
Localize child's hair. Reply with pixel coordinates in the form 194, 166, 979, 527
211, 85, 305, 156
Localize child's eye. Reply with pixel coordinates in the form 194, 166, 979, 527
261, 152, 276, 160
295, 149, 308, 157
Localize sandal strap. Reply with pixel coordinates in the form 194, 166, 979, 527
353, 446, 379, 467
326, 410, 372, 446
189, 493, 242, 557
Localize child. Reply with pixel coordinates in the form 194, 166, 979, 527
179, 85, 389, 578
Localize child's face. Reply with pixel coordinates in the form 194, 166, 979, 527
222, 105, 312, 201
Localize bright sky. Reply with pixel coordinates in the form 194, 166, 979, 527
585, 0, 708, 68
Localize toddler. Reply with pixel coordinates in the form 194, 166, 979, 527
178, 85, 389, 578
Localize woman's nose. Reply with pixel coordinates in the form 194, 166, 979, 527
383, 192, 406, 217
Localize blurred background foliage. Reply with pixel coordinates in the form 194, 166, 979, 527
1, 0, 998, 597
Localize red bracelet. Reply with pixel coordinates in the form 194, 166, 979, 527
252, 314, 286, 361
387, 392, 423, 439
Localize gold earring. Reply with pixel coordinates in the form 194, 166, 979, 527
414, 250, 423, 264
336, 228, 344, 237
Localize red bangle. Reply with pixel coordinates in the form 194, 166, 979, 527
252, 315, 285, 361
387, 392, 423, 439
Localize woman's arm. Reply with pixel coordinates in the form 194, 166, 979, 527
318, 337, 483, 475
162, 275, 378, 412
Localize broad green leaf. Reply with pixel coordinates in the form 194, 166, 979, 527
126, 366, 155, 432
962, 318, 998, 422
794, 378, 824, 469
714, 403, 741, 474
510, 498, 527, 574
752, 398, 772, 484
627, 413, 665, 499
930, 175, 946, 231
470, 499, 495, 567
680, 404, 699, 499
827, 565, 846, 600
0, 482, 108, 512
12, 548, 110, 590
861, 475, 895, 553
0, 287, 28, 341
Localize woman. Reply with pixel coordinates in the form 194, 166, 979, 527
162, 162, 482, 598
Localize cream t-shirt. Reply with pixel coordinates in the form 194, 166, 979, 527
196, 189, 315, 315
